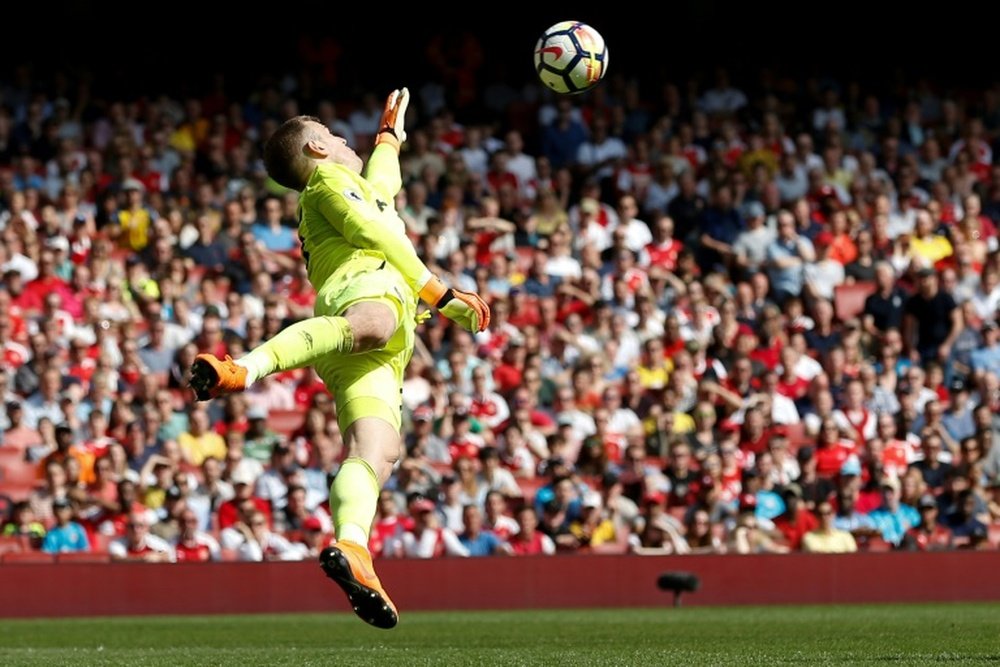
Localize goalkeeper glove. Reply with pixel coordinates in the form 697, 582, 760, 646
374, 87, 410, 153
419, 275, 491, 333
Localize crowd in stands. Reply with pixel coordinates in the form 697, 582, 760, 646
2, 60, 1000, 564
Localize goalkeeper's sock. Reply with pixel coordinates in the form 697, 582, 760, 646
330, 457, 380, 549
235, 315, 354, 385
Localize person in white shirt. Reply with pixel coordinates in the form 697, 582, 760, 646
386, 497, 468, 558
575, 116, 626, 182
804, 232, 845, 301
503, 130, 537, 196
613, 195, 653, 253
234, 511, 307, 562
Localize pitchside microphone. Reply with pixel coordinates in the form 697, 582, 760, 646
657, 571, 701, 607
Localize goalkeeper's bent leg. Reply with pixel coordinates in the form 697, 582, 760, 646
237, 301, 397, 386
236, 315, 354, 385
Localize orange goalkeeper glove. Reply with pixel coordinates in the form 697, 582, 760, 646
374, 87, 409, 153
419, 275, 491, 333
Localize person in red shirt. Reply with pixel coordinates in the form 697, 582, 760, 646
509, 505, 555, 556
19, 250, 81, 317
772, 483, 819, 550
814, 417, 856, 479
645, 213, 684, 273
174, 508, 221, 562
369, 490, 411, 559
903, 494, 952, 551
217, 468, 272, 530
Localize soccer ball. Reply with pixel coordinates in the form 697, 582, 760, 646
533, 21, 609, 95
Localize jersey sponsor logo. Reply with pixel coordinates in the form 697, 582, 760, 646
375, 199, 388, 212
344, 189, 364, 203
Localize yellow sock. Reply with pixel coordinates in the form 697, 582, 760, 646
236, 315, 354, 384
330, 457, 380, 548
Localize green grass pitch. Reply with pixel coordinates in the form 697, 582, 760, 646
0, 603, 997, 666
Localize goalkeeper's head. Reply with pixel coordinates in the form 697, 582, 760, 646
264, 115, 363, 191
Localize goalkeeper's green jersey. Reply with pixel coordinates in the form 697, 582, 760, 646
297, 144, 431, 294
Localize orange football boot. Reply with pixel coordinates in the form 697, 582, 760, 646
320, 541, 398, 629
188, 354, 248, 401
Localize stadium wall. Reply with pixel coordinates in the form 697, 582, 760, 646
1, 552, 996, 618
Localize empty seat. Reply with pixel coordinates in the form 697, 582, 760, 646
57, 551, 111, 564
833, 281, 876, 323
2, 550, 56, 564
268, 409, 305, 436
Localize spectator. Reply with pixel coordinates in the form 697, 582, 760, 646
457, 504, 511, 556
802, 500, 857, 553
173, 508, 221, 562
109, 511, 174, 562
685, 508, 725, 554
508, 505, 555, 555
772, 483, 818, 550
391, 494, 467, 558
40, 498, 88, 553
903, 494, 952, 551
868, 477, 921, 547
233, 510, 306, 562
568, 491, 624, 553
1, 500, 46, 548
903, 267, 961, 366
178, 405, 226, 466
766, 209, 814, 305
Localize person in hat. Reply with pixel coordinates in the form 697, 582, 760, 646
732, 199, 774, 280
113, 177, 155, 251
188, 93, 490, 628
970, 318, 1000, 381
404, 405, 449, 463
771, 482, 819, 550
41, 497, 89, 554
868, 476, 920, 546
568, 490, 622, 553
216, 466, 271, 530
394, 492, 467, 558
243, 404, 282, 463
902, 494, 953, 551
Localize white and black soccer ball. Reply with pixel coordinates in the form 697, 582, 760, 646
534, 21, 609, 95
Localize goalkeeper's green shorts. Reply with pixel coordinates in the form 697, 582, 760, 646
313, 254, 418, 433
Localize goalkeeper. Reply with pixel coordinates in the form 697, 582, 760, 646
189, 88, 489, 629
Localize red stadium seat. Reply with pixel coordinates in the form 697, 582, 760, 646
0, 446, 27, 468
516, 477, 546, 502
987, 523, 1000, 548
1, 551, 56, 564
780, 423, 811, 451
0, 482, 38, 501
0, 535, 25, 554
57, 551, 111, 564
833, 281, 876, 323
268, 409, 304, 437
863, 536, 893, 552
1, 461, 40, 485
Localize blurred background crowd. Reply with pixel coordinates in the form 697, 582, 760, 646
2, 20, 1000, 563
